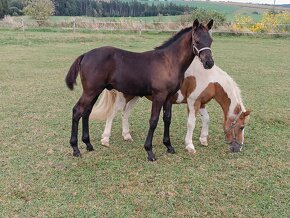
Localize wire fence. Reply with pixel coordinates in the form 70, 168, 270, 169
1, 16, 290, 36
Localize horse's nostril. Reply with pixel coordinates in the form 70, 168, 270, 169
205, 61, 214, 68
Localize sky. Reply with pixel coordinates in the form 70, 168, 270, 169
209, 0, 290, 5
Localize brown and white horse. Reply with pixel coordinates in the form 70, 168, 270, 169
90, 57, 250, 153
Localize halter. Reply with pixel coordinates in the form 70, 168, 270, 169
193, 45, 211, 57
224, 110, 244, 146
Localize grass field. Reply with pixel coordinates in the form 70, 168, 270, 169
0, 28, 289, 217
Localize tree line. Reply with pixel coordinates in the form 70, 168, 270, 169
1, 0, 195, 18
0, 0, 9, 18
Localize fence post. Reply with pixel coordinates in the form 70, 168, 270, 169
73, 17, 76, 33
139, 20, 142, 36
21, 17, 24, 31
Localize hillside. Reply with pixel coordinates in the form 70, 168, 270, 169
143, 0, 290, 21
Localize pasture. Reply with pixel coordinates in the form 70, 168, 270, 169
0, 28, 289, 217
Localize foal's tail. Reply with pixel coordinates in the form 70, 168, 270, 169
90, 90, 118, 120
65, 54, 84, 90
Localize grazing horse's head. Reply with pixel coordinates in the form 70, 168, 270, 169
192, 19, 214, 69
225, 110, 251, 152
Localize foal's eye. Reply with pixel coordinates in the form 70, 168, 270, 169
240, 126, 245, 130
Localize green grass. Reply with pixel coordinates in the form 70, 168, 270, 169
0, 28, 289, 217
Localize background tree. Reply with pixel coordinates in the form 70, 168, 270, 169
24, 0, 55, 25
8, 0, 25, 16
179, 8, 226, 26
0, 0, 9, 19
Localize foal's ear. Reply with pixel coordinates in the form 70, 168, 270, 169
207, 19, 214, 30
193, 19, 199, 31
242, 110, 251, 118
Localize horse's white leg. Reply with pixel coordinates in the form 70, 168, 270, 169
185, 100, 197, 153
122, 97, 139, 141
101, 93, 126, 147
199, 107, 209, 146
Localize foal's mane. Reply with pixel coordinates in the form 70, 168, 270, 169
215, 66, 245, 113
155, 27, 192, 50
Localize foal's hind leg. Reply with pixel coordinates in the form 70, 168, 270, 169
70, 92, 100, 157
144, 94, 167, 161
101, 93, 127, 146
82, 98, 98, 151
162, 99, 175, 154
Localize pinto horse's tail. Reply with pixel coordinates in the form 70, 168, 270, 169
65, 54, 84, 90
90, 90, 118, 120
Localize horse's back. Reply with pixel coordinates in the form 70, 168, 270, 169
79, 46, 155, 96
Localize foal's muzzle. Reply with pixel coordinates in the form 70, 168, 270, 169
204, 60, 214, 69
229, 141, 243, 153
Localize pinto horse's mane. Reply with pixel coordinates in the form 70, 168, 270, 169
210, 65, 246, 116
215, 66, 245, 113
185, 58, 245, 117
155, 27, 192, 50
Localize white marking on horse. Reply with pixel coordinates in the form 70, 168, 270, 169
176, 90, 184, 103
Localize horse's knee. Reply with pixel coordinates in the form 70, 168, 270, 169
163, 113, 171, 124
202, 114, 209, 123
200, 109, 209, 122
72, 105, 82, 121
187, 121, 195, 129
82, 134, 90, 144
149, 118, 158, 130
163, 137, 170, 146
70, 137, 78, 147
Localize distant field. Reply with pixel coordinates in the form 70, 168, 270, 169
139, 0, 290, 21
3, 0, 290, 28
47, 1, 290, 23
0, 28, 289, 217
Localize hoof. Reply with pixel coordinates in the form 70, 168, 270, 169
199, 137, 208, 146
147, 152, 156, 161
123, 133, 133, 141
185, 145, 196, 154
86, 144, 94, 151
148, 156, 156, 161
101, 138, 110, 147
167, 147, 176, 154
73, 151, 82, 157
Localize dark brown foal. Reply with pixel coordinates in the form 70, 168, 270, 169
65, 19, 214, 161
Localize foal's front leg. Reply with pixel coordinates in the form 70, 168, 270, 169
199, 107, 209, 146
162, 99, 175, 154
184, 100, 198, 153
144, 95, 167, 161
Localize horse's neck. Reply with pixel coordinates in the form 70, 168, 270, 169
210, 66, 245, 124
169, 32, 195, 72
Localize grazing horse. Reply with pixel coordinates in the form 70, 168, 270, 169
65, 19, 214, 161
91, 57, 251, 153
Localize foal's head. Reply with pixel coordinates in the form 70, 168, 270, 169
225, 110, 251, 152
192, 19, 214, 69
